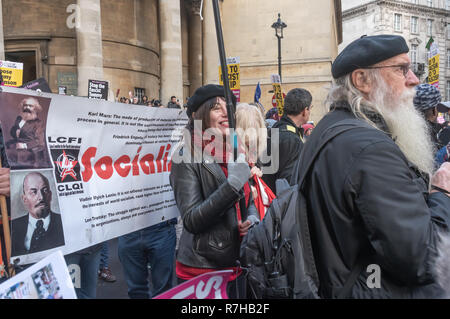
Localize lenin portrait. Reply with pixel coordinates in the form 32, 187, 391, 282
11, 171, 65, 257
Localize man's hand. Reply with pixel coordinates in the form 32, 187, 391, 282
431, 162, 450, 197
0, 168, 11, 197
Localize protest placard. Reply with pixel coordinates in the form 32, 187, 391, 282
427, 40, 439, 89
0, 250, 76, 299
271, 74, 284, 117
58, 86, 67, 95
219, 57, 240, 102
0, 86, 187, 265
20, 78, 52, 93
88, 79, 109, 100
153, 270, 233, 299
0, 61, 23, 87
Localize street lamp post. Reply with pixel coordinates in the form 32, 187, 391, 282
271, 13, 287, 83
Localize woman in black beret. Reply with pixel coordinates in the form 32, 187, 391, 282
169, 84, 260, 298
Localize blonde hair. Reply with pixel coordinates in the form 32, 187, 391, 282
235, 103, 267, 162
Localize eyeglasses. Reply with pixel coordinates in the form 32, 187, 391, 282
363, 64, 411, 77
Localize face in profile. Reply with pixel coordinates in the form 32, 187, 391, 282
19, 97, 42, 121
21, 173, 52, 219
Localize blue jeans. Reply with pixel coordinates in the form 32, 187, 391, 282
65, 246, 102, 299
99, 242, 109, 269
118, 219, 176, 299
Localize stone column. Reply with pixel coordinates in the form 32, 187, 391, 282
76, 0, 104, 97
188, 0, 203, 95
0, 0, 5, 61
159, 0, 183, 106
202, 0, 220, 85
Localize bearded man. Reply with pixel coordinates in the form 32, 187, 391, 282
7, 97, 48, 168
294, 35, 450, 298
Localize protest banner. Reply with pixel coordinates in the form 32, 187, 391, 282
88, 79, 109, 100
0, 250, 76, 299
0, 86, 187, 265
153, 270, 233, 299
427, 38, 439, 89
271, 74, 284, 117
219, 57, 240, 102
0, 61, 23, 87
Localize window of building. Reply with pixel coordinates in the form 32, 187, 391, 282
411, 45, 418, 65
447, 24, 450, 39
5, 51, 36, 85
427, 0, 433, 7
410, 16, 418, 33
134, 87, 146, 102
411, 0, 418, 4
394, 14, 402, 31
427, 19, 433, 36
447, 0, 450, 10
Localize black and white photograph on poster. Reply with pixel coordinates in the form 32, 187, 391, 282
10, 169, 65, 265
0, 92, 52, 169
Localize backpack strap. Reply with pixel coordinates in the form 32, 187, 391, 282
297, 118, 373, 187
336, 253, 369, 299
292, 118, 374, 298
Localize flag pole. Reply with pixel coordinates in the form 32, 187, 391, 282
212, 0, 236, 147
0, 157, 13, 277
212, 0, 247, 221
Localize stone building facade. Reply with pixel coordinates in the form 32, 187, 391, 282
0, 0, 342, 121
341, 0, 450, 99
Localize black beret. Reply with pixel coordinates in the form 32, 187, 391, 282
332, 35, 409, 79
186, 84, 236, 118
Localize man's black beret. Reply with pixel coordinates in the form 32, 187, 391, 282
332, 35, 409, 79
186, 84, 236, 118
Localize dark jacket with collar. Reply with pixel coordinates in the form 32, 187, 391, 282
170, 145, 259, 269
262, 115, 304, 194
11, 211, 65, 257
294, 102, 450, 298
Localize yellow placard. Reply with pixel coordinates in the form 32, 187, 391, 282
273, 83, 284, 117
219, 63, 240, 90
428, 54, 439, 86
0, 61, 24, 87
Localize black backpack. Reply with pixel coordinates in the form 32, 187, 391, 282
240, 119, 372, 299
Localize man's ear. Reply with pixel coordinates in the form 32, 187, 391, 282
351, 69, 372, 95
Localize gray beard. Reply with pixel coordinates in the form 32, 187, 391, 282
366, 81, 435, 177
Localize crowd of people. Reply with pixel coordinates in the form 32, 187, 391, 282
117, 92, 185, 109
0, 34, 449, 299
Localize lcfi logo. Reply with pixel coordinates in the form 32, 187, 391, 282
54, 151, 78, 182
50, 148, 81, 184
